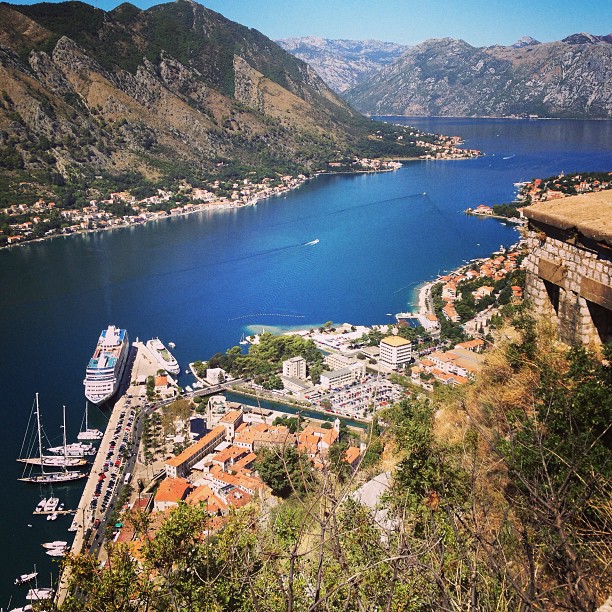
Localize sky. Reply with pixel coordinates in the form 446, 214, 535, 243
9, 0, 612, 47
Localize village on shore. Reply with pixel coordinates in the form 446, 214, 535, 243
465, 170, 612, 222
1, 132, 481, 249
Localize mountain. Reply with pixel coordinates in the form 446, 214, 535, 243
344, 34, 612, 118
511, 36, 540, 48
0, 1, 418, 205
276, 37, 409, 93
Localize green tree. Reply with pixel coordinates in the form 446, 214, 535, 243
256, 445, 314, 497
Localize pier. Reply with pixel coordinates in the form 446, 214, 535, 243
55, 342, 156, 606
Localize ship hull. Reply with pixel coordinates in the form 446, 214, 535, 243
83, 326, 129, 405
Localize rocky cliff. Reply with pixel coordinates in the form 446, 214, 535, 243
276, 37, 409, 93
344, 34, 612, 118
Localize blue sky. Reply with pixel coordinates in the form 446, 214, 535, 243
10, 0, 612, 47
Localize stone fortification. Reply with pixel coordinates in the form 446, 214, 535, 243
523, 190, 612, 346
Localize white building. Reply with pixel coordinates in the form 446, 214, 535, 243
320, 362, 366, 389
206, 367, 226, 384
324, 353, 357, 371
282, 356, 307, 380
379, 336, 412, 369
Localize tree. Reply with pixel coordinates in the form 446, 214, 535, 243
256, 445, 314, 497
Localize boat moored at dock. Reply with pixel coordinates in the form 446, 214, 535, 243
18, 396, 89, 484
84, 325, 129, 405
146, 337, 180, 374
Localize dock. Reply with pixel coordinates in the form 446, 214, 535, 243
55, 342, 154, 606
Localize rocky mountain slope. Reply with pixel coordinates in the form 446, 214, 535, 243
0, 0, 420, 204
276, 37, 408, 93
345, 34, 612, 118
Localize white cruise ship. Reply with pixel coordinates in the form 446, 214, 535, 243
146, 337, 180, 374
83, 325, 129, 405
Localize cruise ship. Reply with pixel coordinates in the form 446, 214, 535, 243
83, 325, 129, 405
146, 337, 180, 375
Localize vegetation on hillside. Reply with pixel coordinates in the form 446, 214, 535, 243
57, 310, 611, 610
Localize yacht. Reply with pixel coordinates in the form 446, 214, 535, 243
84, 325, 130, 405
47, 441, 96, 457
146, 338, 180, 375
77, 402, 103, 440
43, 497, 59, 513
26, 588, 53, 601
42, 541, 67, 549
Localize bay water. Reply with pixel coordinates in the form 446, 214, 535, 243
0, 118, 610, 605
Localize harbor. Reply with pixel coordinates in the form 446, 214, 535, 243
55, 340, 160, 606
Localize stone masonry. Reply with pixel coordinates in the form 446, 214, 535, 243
523, 191, 612, 346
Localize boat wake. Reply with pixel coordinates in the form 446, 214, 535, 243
228, 313, 306, 321
304, 239, 320, 246
502, 154, 515, 160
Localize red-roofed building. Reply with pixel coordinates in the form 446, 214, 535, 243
154, 477, 193, 511
344, 446, 362, 471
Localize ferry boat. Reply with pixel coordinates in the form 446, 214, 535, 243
146, 338, 180, 375
84, 325, 129, 405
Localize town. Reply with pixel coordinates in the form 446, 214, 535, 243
466, 170, 612, 221
1, 134, 481, 248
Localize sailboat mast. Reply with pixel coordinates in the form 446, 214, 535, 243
35, 393, 45, 475
85, 401, 88, 432
62, 406, 67, 459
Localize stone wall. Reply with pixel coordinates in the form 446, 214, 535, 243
524, 224, 612, 346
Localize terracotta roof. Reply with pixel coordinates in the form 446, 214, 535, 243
166, 426, 226, 467
154, 477, 192, 503
220, 409, 243, 424
523, 190, 612, 245
344, 446, 361, 465
456, 339, 485, 350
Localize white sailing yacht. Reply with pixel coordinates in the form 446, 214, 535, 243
77, 401, 103, 440
18, 395, 87, 484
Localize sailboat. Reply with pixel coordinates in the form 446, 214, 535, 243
18, 396, 87, 484
77, 401, 103, 440
239, 333, 248, 345
19, 405, 88, 466
48, 406, 96, 457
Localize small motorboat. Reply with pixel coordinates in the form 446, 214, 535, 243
14, 571, 38, 586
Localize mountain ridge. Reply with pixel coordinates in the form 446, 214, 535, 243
343, 33, 612, 118
276, 37, 409, 93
